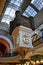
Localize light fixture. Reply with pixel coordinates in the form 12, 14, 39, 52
26, 61, 30, 65
36, 60, 40, 64
40, 59, 43, 63
31, 60, 35, 65
24, 63, 26, 65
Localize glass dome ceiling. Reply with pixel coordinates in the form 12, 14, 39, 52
1, 0, 43, 24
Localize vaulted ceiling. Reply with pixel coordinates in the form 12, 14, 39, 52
0, 0, 43, 26
0, 0, 43, 38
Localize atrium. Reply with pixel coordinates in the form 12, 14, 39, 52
0, 0, 43, 65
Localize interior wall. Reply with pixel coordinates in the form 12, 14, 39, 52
34, 9, 43, 28
0, 0, 6, 16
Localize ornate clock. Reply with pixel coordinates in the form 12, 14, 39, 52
23, 35, 30, 44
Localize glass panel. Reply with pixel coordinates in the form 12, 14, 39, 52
9, 9, 15, 17
1, 0, 24, 24
31, 0, 43, 10
23, 12, 30, 18
10, 0, 16, 3
4, 7, 16, 18
4, 7, 11, 15
1, 15, 13, 24
10, 0, 23, 6
23, 6, 37, 17
1, 18, 10, 24
2, 7, 16, 24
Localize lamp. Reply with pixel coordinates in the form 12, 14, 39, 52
31, 61, 35, 65
36, 60, 40, 64
19, 59, 30, 65
40, 59, 43, 63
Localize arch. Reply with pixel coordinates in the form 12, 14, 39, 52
0, 38, 10, 53
0, 35, 13, 53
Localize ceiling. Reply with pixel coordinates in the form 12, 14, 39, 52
0, 0, 43, 25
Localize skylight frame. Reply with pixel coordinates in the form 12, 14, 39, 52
23, 5, 37, 18
31, 0, 43, 10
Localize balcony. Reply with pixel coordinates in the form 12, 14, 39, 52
32, 36, 43, 47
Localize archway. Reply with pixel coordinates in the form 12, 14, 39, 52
0, 43, 6, 57
0, 35, 13, 53
0, 38, 10, 57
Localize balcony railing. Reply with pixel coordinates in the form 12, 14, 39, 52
32, 36, 43, 47
5, 51, 19, 57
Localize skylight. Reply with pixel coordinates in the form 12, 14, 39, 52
23, 11, 30, 18
31, 0, 43, 10
4, 7, 11, 15
23, 6, 37, 17
1, 7, 16, 24
4, 7, 16, 18
1, 17, 11, 24
10, 0, 23, 7
1, 0, 23, 24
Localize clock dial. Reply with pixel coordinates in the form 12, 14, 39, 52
23, 35, 29, 44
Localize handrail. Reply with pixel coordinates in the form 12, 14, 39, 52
0, 55, 22, 63
32, 36, 43, 47
33, 36, 43, 43
5, 51, 19, 57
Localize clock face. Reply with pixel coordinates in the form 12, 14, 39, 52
23, 35, 29, 44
